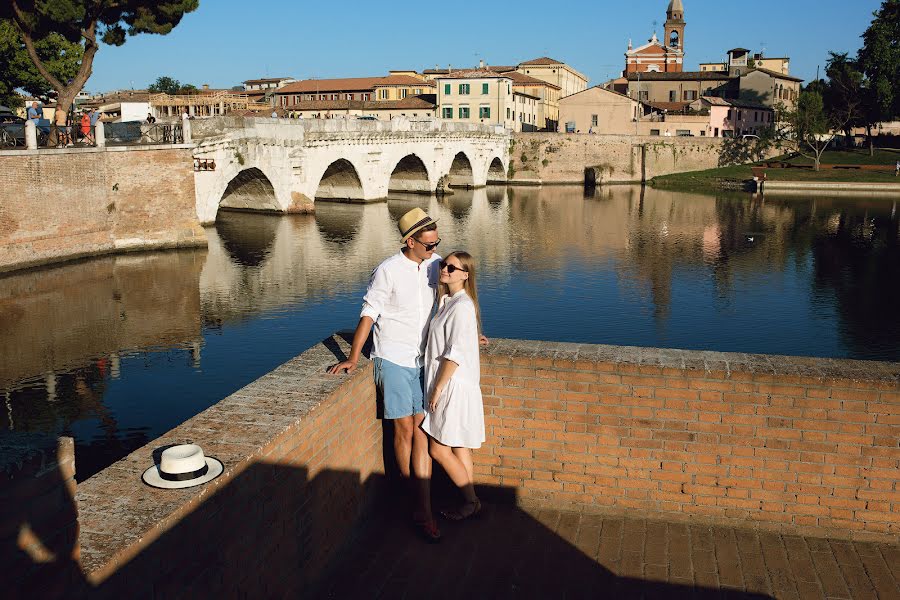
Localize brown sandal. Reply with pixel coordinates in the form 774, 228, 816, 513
418, 518, 442, 543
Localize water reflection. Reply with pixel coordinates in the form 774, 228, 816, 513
1, 186, 897, 480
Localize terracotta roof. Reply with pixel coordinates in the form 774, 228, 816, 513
433, 69, 512, 80
277, 77, 388, 94
485, 65, 517, 73
243, 77, 293, 85
646, 101, 692, 112
695, 96, 769, 110
285, 95, 436, 111
520, 57, 564, 66
627, 71, 735, 81
505, 71, 561, 89
83, 91, 151, 106
374, 75, 435, 87
746, 68, 804, 82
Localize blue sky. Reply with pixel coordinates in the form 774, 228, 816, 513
88, 0, 883, 93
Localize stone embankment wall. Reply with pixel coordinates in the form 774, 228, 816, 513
7, 337, 897, 596
508, 133, 724, 185
0, 147, 206, 274
478, 341, 899, 542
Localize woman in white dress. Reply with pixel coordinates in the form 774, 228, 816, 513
421, 251, 485, 520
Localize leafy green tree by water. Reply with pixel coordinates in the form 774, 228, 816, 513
1, 1, 199, 124
857, 0, 900, 126
0, 19, 81, 110
782, 91, 843, 171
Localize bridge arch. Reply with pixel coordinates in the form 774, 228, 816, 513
388, 154, 432, 194
487, 157, 507, 183
447, 152, 474, 188
315, 159, 366, 201
218, 167, 282, 214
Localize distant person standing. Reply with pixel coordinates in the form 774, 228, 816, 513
80, 110, 92, 144
26, 101, 41, 123
89, 108, 100, 128
271, 110, 278, 119
895, 160, 899, 177
146, 113, 156, 124
182, 108, 191, 122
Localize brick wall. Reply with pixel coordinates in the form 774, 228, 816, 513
477, 341, 899, 543
1, 436, 84, 599
75, 335, 385, 598
0, 147, 206, 274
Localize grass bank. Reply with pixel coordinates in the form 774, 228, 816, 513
650, 148, 900, 191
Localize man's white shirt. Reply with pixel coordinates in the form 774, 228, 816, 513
361, 251, 441, 368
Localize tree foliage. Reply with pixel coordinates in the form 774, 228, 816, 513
782, 91, 841, 171
857, 0, 900, 122
0, 19, 81, 109
147, 76, 197, 95
1, 1, 198, 122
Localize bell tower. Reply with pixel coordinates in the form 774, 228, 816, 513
665, 0, 686, 71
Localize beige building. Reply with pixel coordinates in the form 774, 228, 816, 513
517, 57, 588, 98
274, 74, 434, 106
627, 68, 801, 110
282, 96, 436, 120
699, 62, 727, 72
503, 71, 561, 131
558, 86, 642, 134
435, 69, 540, 131
373, 76, 435, 101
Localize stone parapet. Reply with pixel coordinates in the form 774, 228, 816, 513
75, 334, 383, 597
478, 340, 900, 543
190, 115, 507, 141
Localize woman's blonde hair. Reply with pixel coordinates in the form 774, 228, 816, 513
439, 251, 482, 333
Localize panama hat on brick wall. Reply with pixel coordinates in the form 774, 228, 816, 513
398, 208, 438, 242
142, 444, 223, 489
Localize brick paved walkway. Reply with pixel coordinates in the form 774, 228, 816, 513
318, 504, 900, 599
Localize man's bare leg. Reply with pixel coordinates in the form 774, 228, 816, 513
393, 416, 414, 479
411, 413, 433, 522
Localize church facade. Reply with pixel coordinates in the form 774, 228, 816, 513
624, 0, 686, 74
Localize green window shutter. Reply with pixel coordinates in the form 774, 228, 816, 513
444, 84, 451, 95
482, 83, 489, 94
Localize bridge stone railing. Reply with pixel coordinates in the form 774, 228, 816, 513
190, 116, 508, 142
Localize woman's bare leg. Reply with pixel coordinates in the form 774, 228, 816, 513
453, 447, 474, 483
429, 438, 478, 505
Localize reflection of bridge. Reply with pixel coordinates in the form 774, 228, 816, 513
191, 117, 510, 224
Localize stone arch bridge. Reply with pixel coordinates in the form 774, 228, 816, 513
191, 117, 510, 224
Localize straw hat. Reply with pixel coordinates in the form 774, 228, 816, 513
398, 208, 438, 242
141, 444, 223, 489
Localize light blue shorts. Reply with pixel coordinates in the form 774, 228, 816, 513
373, 357, 424, 419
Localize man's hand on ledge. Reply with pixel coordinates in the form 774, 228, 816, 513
328, 359, 358, 375
479, 334, 490, 347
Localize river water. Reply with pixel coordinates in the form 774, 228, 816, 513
1, 185, 898, 480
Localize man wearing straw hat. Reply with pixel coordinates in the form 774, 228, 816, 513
330, 207, 443, 541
